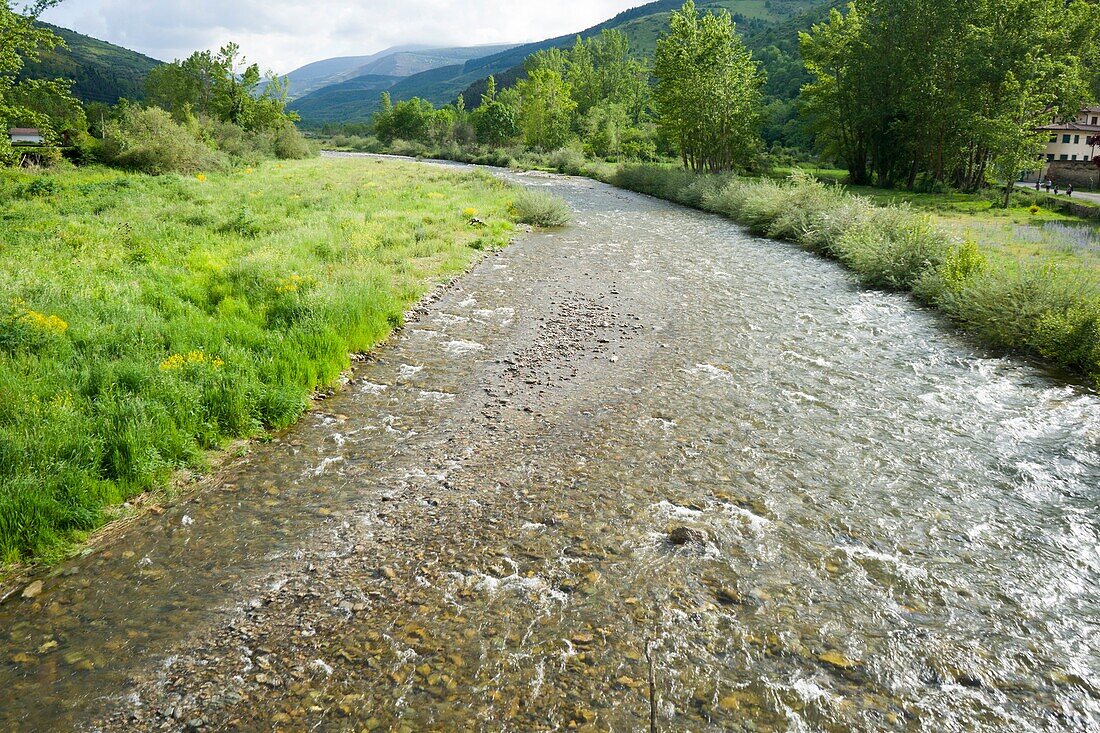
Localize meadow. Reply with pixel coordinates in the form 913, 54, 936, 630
0, 157, 519, 564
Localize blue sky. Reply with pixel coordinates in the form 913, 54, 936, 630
42, 0, 644, 73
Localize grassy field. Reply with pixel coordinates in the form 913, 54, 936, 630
0, 156, 518, 565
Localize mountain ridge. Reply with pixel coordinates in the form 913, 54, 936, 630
290, 0, 826, 124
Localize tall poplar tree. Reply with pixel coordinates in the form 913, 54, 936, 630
653, 0, 765, 173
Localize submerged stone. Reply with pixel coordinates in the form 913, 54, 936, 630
819, 651, 859, 670
668, 527, 708, 546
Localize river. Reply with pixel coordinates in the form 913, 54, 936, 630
1, 158, 1097, 731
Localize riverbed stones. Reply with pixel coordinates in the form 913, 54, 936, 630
21, 580, 43, 599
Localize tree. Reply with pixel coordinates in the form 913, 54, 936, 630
372, 96, 435, 143
515, 67, 576, 150
653, 1, 766, 173
145, 44, 296, 132
473, 77, 519, 146
566, 30, 649, 121
0, 0, 76, 163
800, 0, 1100, 193
799, 4, 874, 184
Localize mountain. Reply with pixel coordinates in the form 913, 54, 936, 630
278, 45, 434, 99
287, 74, 404, 123
291, 0, 827, 125
20, 23, 162, 104
281, 43, 516, 101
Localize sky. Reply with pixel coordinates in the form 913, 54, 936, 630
42, 0, 645, 74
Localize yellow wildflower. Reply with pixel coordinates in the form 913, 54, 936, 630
160, 350, 224, 372
20, 309, 68, 335
427, 192, 444, 199
196, 173, 207, 182
275, 274, 309, 294
463, 207, 478, 218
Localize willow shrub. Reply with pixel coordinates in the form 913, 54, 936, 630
511, 190, 572, 228
0, 157, 517, 564
612, 164, 1100, 388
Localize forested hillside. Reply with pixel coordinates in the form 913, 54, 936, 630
291, 0, 829, 124
19, 22, 161, 104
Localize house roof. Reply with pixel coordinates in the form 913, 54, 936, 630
1041, 122, 1100, 133
8, 128, 42, 135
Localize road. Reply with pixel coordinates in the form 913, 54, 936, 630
1018, 180, 1100, 205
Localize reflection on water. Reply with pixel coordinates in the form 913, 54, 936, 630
0, 160, 1097, 732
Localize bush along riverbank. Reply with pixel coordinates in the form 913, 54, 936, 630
0, 157, 522, 566
609, 165, 1100, 388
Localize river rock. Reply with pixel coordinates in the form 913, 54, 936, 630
716, 587, 746, 606
819, 651, 859, 670
21, 580, 43, 599
668, 527, 708, 546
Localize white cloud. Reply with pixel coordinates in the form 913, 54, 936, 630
42, 0, 645, 73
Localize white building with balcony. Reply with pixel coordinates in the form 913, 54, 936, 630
1040, 106, 1100, 163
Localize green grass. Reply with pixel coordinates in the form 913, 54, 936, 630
0, 157, 518, 565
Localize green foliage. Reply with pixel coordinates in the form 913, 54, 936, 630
0, 157, 520, 563
0, 0, 76, 163
936, 240, 988, 294
146, 44, 298, 132
557, 30, 649, 120
472, 80, 520, 146
371, 94, 468, 147
653, 1, 766, 172
511, 189, 572, 228
800, 0, 1100, 191
515, 67, 577, 150
96, 106, 227, 175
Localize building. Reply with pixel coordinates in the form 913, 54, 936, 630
1040, 106, 1100, 163
8, 128, 44, 146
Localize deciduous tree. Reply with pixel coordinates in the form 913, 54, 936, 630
653, 1, 765, 173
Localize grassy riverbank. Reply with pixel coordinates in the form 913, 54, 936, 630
0, 157, 517, 565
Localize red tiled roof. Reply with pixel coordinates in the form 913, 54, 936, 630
8, 128, 42, 135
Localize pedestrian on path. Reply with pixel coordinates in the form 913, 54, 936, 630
1068, 184, 1074, 198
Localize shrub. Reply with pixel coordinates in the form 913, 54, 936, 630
271, 124, 315, 160
835, 207, 951, 290
17, 177, 59, 198
511, 189, 571, 228
99, 107, 227, 175
548, 147, 587, 176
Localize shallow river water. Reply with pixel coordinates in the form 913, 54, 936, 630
1, 158, 1098, 732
